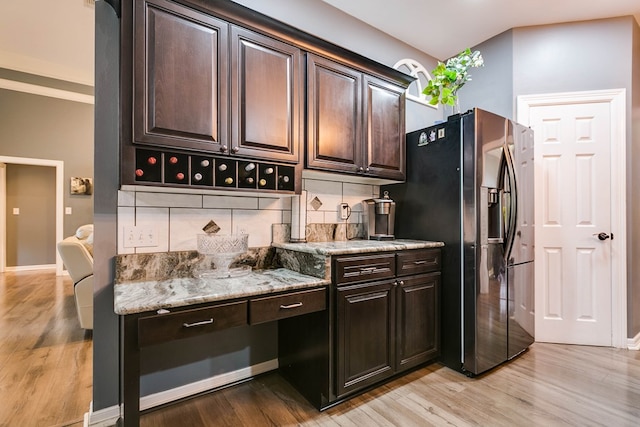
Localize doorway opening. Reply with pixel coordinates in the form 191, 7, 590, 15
0, 156, 64, 275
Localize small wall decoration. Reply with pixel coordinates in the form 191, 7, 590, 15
70, 177, 93, 195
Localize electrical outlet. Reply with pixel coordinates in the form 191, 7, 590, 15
123, 225, 158, 248
339, 203, 350, 220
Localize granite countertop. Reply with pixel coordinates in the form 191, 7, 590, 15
114, 268, 329, 315
272, 239, 444, 256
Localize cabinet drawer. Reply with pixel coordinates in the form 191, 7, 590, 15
138, 301, 247, 347
249, 287, 326, 325
396, 249, 441, 277
333, 253, 396, 285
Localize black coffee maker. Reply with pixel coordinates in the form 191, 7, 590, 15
363, 191, 396, 240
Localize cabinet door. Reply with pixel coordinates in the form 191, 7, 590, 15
363, 74, 406, 180
231, 26, 302, 163
396, 272, 440, 372
336, 280, 395, 397
307, 54, 362, 174
134, 0, 228, 152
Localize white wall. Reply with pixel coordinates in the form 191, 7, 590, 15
116, 178, 381, 253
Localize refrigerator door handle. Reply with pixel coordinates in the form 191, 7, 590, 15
503, 141, 518, 264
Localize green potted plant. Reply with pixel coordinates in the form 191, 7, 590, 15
422, 48, 484, 111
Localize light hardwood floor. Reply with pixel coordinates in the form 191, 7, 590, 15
0, 270, 92, 427
140, 343, 640, 426
2, 271, 639, 426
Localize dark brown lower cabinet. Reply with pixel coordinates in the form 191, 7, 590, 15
335, 272, 440, 398
336, 279, 396, 397
281, 248, 441, 410
121, 287, 327, 426
396, 272, 440, 372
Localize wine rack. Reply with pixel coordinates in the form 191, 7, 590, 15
133, 148, 296, 192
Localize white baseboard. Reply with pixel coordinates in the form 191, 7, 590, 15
5, 264, 56, 272
628, 332, 640, 350
139, 358, 278, 410
85, 401, 119, 427
88, 358, 278, 426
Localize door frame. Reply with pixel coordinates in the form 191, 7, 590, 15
0, 156, 64, 276
517, 88, 627, 349
0, 163, 5, 273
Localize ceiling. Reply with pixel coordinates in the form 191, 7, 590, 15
322, 0, 640, 60
1, 0, 639, 87
0, 0, 95, 86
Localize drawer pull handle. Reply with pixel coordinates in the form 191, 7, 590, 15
280, 302, 303, 309
413, 260, 427, 265
182, 318, 214, 328
359, 267, 377, 274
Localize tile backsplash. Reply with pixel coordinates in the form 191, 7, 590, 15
117, 178, 380, 254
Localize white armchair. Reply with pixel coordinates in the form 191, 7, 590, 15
57, 225, 93, 330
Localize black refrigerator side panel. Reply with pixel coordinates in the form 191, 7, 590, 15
461, 114, 480, 374
383, 118, 463, 371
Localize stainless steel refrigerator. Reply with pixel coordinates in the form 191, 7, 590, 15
383, 108, 535, 376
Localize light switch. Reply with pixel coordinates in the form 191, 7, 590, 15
65, 207, 73, 215
12, 208, 19, 215
123, 225, 159, 248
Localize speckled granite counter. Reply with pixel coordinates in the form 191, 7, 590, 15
114, 268, 329, 315
273, 239, 443, 255
272, 239, 444, 280
114, 240, 441, 315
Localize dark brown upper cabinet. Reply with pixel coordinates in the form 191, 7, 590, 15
363, 74, 406, 181
134, 0, 229, 153
230, 26, 302, 163
307, 54, 362, 175
133, 0, 302, 164
307, 54, 407, 181
124, 0, 413, 190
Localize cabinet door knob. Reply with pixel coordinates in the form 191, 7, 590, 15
220, 145, 228, 153
231, 146, 240, 153
358, 166, 364, 173
365, 167, 370, 173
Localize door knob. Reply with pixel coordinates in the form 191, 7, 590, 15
593, 232, 610, 241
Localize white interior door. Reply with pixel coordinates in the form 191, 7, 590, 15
528, 102, 613, 346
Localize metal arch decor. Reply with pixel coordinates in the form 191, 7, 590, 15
393, 58, 437, 109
